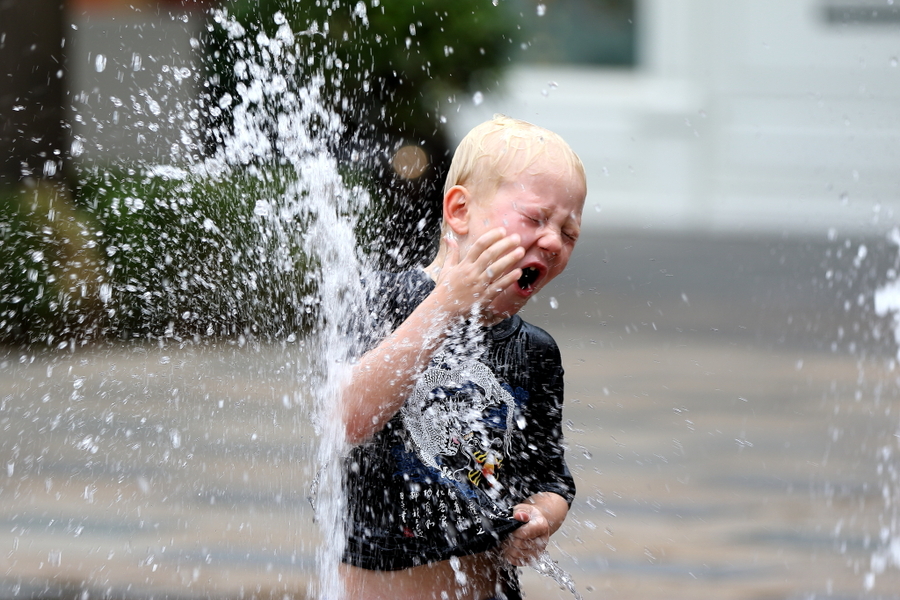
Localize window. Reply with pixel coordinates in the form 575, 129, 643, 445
513, 0, 636, 66
821, 0, 900, 24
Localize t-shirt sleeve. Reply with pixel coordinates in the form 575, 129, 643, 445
346, 270, 434, 358
515, 337, 576, 506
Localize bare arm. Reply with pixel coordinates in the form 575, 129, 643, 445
342, 228, 525, 445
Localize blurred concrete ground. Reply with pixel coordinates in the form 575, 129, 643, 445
519, 230, 900, 599
2, 231, 900, 599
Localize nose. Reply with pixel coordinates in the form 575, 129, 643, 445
537, 229, 562, 256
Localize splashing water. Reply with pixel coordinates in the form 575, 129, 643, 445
532, 551, 584, 600
1, 3, 583, 599
198, 10, 370, 598
867, 227, 900, 590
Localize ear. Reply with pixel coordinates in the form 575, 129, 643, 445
443, 185, 471, 236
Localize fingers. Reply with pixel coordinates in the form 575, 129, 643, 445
503, 528, 549, 566
467, 228, 523, 277
503, 504, 549, 566
465, 229, 524, 297
435, 228, 523, 312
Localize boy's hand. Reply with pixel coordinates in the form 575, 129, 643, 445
502, 504, 550, 566
433, 227, 524, 317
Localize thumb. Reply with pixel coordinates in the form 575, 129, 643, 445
513, 508, 531, 523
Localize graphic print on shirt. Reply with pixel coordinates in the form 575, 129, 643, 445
401, 354, 518, 499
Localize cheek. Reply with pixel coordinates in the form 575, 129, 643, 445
549, 253, 571, 277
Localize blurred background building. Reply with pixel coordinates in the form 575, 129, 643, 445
452, 0, 900, 237
9, 0, 897, 236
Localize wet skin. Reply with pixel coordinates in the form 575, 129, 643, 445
340, 552, 500, 600
434, 159, 585, 324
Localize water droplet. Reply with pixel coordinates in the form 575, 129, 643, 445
890, 56, 898, 68
536, 3, 546, 16
549, 297, 559, 309
594, 204, 602, 213
145, 97, 161, 116
94, 53, 106, 73
472, 91, 484, 106
254, 199, 271, 216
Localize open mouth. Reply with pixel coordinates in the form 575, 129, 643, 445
517, 266, 540, 291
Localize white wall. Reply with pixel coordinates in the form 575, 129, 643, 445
447, 0, 900, 236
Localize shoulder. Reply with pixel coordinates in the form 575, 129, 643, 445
361, 269, 435, 334
365, 269, 433, 307
367, 269, 433, 297
491, 317, 563, 382
515, 318, 562, 361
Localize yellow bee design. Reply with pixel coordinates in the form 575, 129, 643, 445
467, 449, 503, 487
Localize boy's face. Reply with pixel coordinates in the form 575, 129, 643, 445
463, 158, 586, 322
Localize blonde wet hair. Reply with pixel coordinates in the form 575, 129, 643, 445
443, 114, 586, 199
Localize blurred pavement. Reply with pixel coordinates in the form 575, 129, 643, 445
3, 231, 900, 599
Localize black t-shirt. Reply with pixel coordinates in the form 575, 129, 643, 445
343, 270, 575, 571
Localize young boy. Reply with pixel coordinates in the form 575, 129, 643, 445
340, 115, 586, 600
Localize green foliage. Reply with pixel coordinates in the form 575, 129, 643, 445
78, 167, 319, 340
0, 170, 323, 345
0, 183, 105, 345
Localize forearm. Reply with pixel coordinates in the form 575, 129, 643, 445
341, 292, 454, 444
342, 228, 525, 445
522, 491, 569, 536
